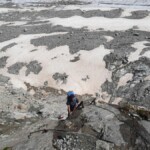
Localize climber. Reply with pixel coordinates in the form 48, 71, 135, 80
66, 91, 84, 117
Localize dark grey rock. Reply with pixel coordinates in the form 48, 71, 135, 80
52, 72, 68, 84
133, 33, 139, 36
25, 60, 42, 76
70, 55, 80, 62
103, 53, 128, 71
7, 62, 25, 75
0, 56, 8, 68
0, 74, 10, 85
140, 47, 150, 55
101, 79, 117, 95
23, 28, 27, 32
1, 43, 16, 52
83, 104, 150, 149
53, 133, 96, 150
0, 8, 123, 23
96, 140, 114, 150
82, 75, 90, 82
44, 81, 48, 86
125, 10, 149, 19
144, 43, 150, 46
31, 31, 107, 54
30, 49, 38, 52
82, 8, 123, 18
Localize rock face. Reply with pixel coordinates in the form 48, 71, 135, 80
0, 57, 8, 69
51, 101, 150, 150
83, 105, 124, 146
102, 55, 150, 107
0, 118, 57, 150
83, 104, 150, 149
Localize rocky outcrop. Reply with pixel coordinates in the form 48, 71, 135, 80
52, 102, 150, 150
0, 83, 150, 150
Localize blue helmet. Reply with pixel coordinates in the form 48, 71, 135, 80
67, 91, 75, 96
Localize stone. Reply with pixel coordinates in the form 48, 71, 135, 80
44, 81, 48, 86
96, 140, 114, 150
8, 62, 25, 75
24, 28, 27, 32
52, 72, 68, 84
25, 61, 42, 76
133, 33, 139, 36
0, 74, 10, 85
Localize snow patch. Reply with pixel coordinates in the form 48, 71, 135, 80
0, 33, 112, 95
49, 16, 150, 31
129, 41, 150, 62
118, 73, 133, 88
